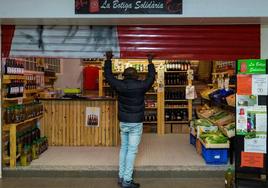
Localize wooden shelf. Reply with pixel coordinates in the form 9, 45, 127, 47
45, 76, 57, 79
165, 85, 187, 87
165, 71, 187, 73
165, 121, 189, 124
24, 89, 43, 94
3, 114, 43, 131
143, 121, 157, 124
165, 100, 187, 102
3, 97, 34, 102
165, 107, 188, 109
3, 75, 26, 84
112, 71, 149, 74
24, 70, 44, 75
145, 107, 157, 110
3, 75, 26, 80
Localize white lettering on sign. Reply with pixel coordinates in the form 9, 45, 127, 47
113, 0, 132, 11
135, 1, 164, 9
101, 0, 111, 8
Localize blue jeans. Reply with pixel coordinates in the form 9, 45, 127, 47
119, 122, 143, 182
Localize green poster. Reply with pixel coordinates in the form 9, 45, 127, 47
237, 59, 266, 74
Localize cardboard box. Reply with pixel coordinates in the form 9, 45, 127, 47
182, 124, 190, 134
172, 124, 182, 133
165, 124, 172, 134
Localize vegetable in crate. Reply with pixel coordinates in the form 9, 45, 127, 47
225, 123, 235, 131
209, 111, 229, 121
194, 119, 213, 127
200, 131, 228, 144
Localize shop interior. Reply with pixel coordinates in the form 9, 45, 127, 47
2, 56, 236, 170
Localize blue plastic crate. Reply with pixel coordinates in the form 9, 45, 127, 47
190, 134, 196, 147
201, 145, 228, 164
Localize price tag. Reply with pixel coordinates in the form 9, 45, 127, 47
187, 74, 193, 81
18, 97, 23, 105
187, 69, 194, 75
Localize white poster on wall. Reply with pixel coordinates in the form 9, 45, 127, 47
252, 75, 268, 95
85, 107, 100, 127
244, 136, 267, 154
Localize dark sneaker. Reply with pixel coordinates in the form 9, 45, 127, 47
118, 177, 123, 186
122, 180, 140, 188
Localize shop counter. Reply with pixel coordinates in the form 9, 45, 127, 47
40, 97, 119, 146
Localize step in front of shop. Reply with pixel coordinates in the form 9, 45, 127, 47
3, 166, 225, 178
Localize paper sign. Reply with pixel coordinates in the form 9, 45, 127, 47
237, 75, 252, 95
186, 85, 196, 99
17, 97, 23, 105
244, 136, 267, 153
236, 107, 248, 135
256, 113, 267, 133
236, 95, 257, 107
241, 152, 264, 168
252, 75, 268, 95
85, 107, 100, 127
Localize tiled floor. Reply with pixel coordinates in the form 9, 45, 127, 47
10, 134, 227, 171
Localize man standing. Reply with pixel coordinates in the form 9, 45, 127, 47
104, 52, 155, 188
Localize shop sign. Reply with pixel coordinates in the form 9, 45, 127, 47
237, 59, 267, 74
75, 0, 183, 14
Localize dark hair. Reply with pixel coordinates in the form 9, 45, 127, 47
123, 67, 138, 79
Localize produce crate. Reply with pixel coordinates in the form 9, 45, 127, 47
202, 145, 228, 164
199, 138, 230, 149
190, 133, 196, 147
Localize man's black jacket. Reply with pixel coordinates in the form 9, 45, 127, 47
104, 60, 156, 123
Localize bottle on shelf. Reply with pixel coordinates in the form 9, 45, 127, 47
144, 112, 157, 122
165, 73, 187, 85
4, 58, 25, 75
165, 61, 190, 72
165, 90, 185, 100
165, 109, 188, 121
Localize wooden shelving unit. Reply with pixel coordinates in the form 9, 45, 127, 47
3, 115, 43, 131
99, 59, 194, 135
2, 58, 45, 167
164, 63, 193, 134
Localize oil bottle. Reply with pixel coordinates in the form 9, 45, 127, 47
225, 167, 234, 188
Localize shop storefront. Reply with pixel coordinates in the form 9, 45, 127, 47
1, 0, 268, 185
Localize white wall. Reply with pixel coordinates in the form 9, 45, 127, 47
0, 0, 268, 18
54, 59, 83, 89
261, 25, 268, 59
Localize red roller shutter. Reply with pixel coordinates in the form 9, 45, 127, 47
117, 25, 260, 60
1, 25, 15, 58
2, 25, 260, 60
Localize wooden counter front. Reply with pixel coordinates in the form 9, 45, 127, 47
40, 98, 119, 146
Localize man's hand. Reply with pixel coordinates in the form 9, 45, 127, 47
147, 53, 154, 64
105, 51, 113, 60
